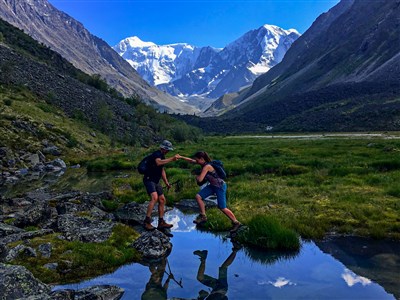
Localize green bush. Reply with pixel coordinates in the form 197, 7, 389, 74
3, 99, 12, 106
237, 215, 300, 251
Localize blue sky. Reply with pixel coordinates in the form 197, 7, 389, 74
48, 0, 339, 48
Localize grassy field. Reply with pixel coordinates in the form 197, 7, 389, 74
104, 135, 400, 241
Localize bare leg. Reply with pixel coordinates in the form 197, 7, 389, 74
146, 192, 159, 217
220, 208, 238, 223
158, 194, 166, 218
196, 258, 206, 282
195, 194, 206, 215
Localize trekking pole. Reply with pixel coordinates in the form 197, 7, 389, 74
164, 180, 181, 193
164, 259, 183, 288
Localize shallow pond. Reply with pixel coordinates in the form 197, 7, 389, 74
54, 208, 399, 299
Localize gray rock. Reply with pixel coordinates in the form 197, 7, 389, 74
38, 243, 52, 258
0, 223, 24, 238
0, 229, 54, 247
37, 150, 46, 162
175, 198, 217, 211
52, 158, 67, 169
26, 153, 40, 167
0, 263, 51, 299
132, 230, 172, 259
113, 202, 148, 225
14, 201, 51, 227
5, 244, 37, 262
43, 262, 58, 270
50, 285, 124, 300
42, 146, 61, 156
57, 214, 115, 243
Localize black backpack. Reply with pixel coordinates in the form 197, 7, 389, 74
210, 160, 227, 179
137, 154, 154, 175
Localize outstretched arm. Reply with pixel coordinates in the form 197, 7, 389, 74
155, 155, 179, 166
176, 154, 196, 164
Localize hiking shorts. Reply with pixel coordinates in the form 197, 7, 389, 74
143, 179, 163, 196
198, 183, 227, 209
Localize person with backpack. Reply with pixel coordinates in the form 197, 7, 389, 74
177, 151, 242, 233
140, 140, 178, 231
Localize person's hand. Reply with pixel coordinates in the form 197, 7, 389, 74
166, 183, 172, 190
173, 154, 180, 161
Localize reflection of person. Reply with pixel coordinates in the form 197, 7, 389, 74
178, 151, 241, 233
142, 140, 178, 231
141, 258, 173, 300
194, 248, 238, 300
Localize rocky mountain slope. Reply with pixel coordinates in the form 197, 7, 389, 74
0, 0, 196, 114
113, 25, 300, 101
0, 18, 201, 184
198, 0, 400, 132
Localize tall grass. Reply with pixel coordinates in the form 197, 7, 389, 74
237, 215, 300, 251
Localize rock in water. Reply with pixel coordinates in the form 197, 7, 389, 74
132, 230, 172, 259
50, 285, 124, 300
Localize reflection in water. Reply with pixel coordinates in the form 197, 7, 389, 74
316, 236, 400, 298
342, 269, 372, 287
141, 257, 172, 300
194, 249, 237, 300
0, 168, 131, 198
54, 209, 397, 300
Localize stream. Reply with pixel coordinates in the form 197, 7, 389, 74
2, 169, 399, 299
53, 208, 399, 299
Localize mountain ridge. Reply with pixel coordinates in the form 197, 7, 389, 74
0, 0, 196, 114
113, 24, 300, 102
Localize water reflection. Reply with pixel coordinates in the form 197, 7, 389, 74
194, 248, 237, 300
54, 210, 395, 299
141, 257, 177, 300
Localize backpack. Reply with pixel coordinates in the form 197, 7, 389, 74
210, 160, 227, 180
137, 154, 154, 175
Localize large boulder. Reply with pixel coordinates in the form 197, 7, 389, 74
4, 244, 37, 262
0, 223, 24, 238
0, 263, 51, 299
113, 202, 148, 225
50, 285, 124, 300
57, 214, 115, 243
14, 201, 51, 227
132, 230, 172, 259
175, 198, 217, 211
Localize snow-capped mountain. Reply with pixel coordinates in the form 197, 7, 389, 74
114, 25, 300, 99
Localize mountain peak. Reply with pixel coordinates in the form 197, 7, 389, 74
123, 36, 156, 48
261, 24, 300, 35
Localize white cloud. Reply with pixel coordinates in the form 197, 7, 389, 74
342, 269, 372, 287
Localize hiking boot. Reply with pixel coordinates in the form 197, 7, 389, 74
143, 217, 156, 231
143, 222, 156, 231
230, 222, 242, 233
193, 214, 207, 224
193, 250, 208, 260
158, 219, 173, 229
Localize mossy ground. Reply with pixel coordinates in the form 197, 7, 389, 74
97, 135, 400, 241
0, 85, 112, 162
10, 224, 140, 284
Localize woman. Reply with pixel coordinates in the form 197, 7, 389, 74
178, 151, 242, 233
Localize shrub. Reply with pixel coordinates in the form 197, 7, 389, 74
237, 215, 300, 251
3, 99, 12, 106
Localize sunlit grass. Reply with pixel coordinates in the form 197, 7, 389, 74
89, 135, 400, 240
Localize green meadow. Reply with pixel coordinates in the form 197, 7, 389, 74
95, 135, 400, 242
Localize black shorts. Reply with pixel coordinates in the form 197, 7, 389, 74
143, 179, 163, 196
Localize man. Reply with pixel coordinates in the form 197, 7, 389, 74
142, 140, 177, 231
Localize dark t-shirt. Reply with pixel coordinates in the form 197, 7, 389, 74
144, 150, 165, 183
